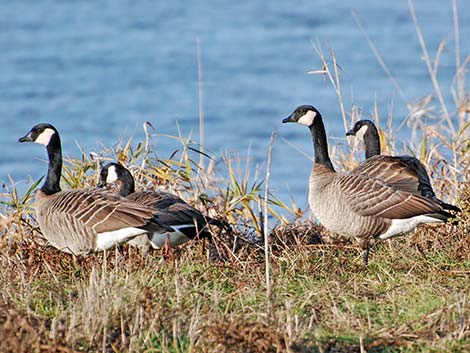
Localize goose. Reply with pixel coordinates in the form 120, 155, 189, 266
282, 105, 455, 264
346, 119, 460, 212
18, 123, 169, 255
97, 162, 222, 248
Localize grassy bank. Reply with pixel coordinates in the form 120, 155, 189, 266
0, 207, 469, 352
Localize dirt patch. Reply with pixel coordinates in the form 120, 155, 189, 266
196, 317, 288, 353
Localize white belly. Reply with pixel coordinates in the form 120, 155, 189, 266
95, 228, 148, 251
379, 216, 441, 239
149, 228, 192, 248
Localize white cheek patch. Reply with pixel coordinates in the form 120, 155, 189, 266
34, 128, 56, 146
297, 110, 317, 126
354, 124, 369, 140
106, 166, 119, 184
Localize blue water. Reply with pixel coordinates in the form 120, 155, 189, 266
1, 0, 469, 212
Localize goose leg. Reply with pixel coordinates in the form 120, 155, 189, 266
362, 243, 370, 266
162, 233, 174, 260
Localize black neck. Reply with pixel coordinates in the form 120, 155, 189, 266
364, 126, 381, 159
309, 115, 335, 172
119, 171, 136, 197
41, 135, 62, 195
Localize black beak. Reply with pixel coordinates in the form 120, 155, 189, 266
18, 133, 33, 143
282, 114, 295, 123
97, 180, 106, 188
345, 129, 355, 136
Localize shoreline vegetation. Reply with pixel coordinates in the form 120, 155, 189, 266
1, 3, 470, 353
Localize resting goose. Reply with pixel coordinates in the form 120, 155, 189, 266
19, 123, 168, 255
97, 162, 221, 248
346, 119, 460, 212
283, 105, 454, 264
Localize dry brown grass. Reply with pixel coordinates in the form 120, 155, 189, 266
197, 317, 287, 353
0, 212, 469, 352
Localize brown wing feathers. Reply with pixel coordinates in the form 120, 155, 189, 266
351, 155, 420, 194
337, 173, 442, 219
127, 191, 211, 228
41, 189, 157, 234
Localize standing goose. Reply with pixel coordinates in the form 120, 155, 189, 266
282, 105, 454, 264
19, 123, 168, 255
346, 119, 460, 212
97, 162, 222, 248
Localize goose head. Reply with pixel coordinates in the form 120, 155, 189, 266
18, 123, 59, 147
282, 105, 321, 127
282, 105, 335, 170
346, 119, 380, 159
345, 119, 376, 140
98, 162, 135, 196
19, 123, 62, 195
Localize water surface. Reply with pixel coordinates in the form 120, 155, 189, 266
1, 0, 469, 212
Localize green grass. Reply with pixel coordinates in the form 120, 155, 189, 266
2, 222, 469, 352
